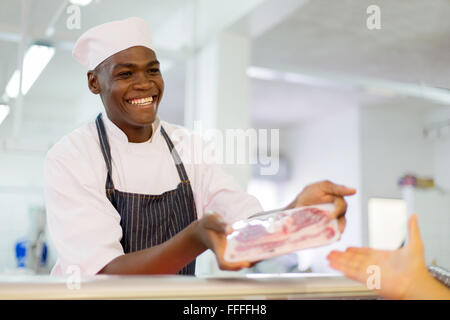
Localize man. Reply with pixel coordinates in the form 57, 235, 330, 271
44, 17, 355, 276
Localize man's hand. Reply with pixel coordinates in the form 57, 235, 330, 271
194, 213, 256, 271
326, 214, 450, 300
287, 180, 356, 233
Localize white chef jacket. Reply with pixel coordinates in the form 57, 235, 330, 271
44, 113, 263, 276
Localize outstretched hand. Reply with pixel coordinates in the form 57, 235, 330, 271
287, 180, 356, 233
326, 214, 440, 300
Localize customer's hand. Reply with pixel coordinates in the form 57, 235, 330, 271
287, 180, 356, 233
327, 214, 450, 300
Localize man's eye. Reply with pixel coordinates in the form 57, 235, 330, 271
148, 68, 160, 74
118, 71, 132, 78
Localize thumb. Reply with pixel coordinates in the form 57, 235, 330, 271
203, 213, 232, 234
407, 213, 424, 252
322, 182, 357, 197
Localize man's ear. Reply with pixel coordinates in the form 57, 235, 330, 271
87, 71, 101, 94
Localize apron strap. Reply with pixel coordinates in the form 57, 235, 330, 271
95, 113, 115, 191
160, 126, 190, 182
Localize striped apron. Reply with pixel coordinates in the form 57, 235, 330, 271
95, 113, 198, 275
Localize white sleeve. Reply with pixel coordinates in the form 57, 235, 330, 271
189, 134, 263, 224
44, 150, 124, 276
200, 163, 263, 223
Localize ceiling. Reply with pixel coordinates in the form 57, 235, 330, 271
250, 0, 450, 126
252, 0, 450, 88
0, 0, 448, 144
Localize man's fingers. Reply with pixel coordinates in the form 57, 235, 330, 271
319, 195, 336, 204
206, 221, 229, 234
331, 197, 347, 219
248, 260, 261, 268
322, 181, 356, 197
218, 258, 252, 271
338, 216, 346, 233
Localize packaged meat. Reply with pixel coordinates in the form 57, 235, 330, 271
224, 203, 340, 263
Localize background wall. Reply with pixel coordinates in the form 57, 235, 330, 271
279, 107, 362, 273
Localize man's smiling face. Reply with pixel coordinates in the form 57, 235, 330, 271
88, 45, 164, 140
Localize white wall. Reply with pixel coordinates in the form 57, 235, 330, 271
360, 100, 436, 246
0, 111, 76, 272
421, 106, 450, 269
402, 187, 450, 269
0, 151, 53, 272
281, 106, 362, 273
426, 107, 450, 191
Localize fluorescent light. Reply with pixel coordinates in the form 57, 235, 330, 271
69, 0, 92, 6
282, 72, 336, 87
5, 70, 20, 98
5, 44, 55, 98
247, 66, 281, 81
365, 86, 397, 98
21, 44, 55, 95
0, 104, 10, 125
247, 66, 338, 87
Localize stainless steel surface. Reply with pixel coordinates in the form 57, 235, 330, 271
428, 265, 450, 288
0, 273, 377, 300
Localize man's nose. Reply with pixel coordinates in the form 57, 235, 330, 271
133, 72, 153, 90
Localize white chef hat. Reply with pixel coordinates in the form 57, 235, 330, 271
72, 17, 154, 70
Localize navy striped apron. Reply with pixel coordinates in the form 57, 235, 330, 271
95, 113, 198, 275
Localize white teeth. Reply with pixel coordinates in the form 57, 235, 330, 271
128, 96, 154, 105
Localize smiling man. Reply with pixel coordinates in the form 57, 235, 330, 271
44, 17, 356, 276
90, 46, 162, 142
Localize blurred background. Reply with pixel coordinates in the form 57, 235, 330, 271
0, 0, 448, 276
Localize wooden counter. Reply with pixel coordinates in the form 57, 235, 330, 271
0, 273, 377, 299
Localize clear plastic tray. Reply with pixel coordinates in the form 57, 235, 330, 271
224, 203, 340, 263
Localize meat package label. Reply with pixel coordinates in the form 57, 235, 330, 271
224, 203, 340, 263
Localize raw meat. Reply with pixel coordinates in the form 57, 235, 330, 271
224, 203, 340, 263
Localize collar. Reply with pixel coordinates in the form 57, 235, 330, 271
102, 113, 161, 144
